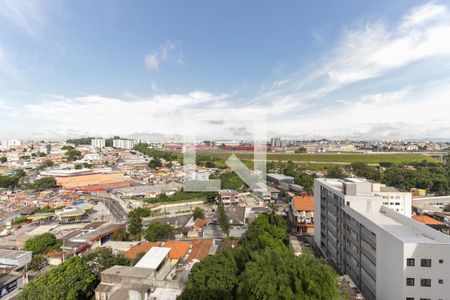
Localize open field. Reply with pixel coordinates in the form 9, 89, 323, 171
193, 152, 439, 165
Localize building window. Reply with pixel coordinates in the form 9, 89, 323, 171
406, 278, 415, 286
420, 279, 431, 287
406, 258, 415, 266
420, 298, 430, 300
439, 259, 443, 264
421, 259, 432, 267
406, 298, 414, 300
438, 279, 443, 284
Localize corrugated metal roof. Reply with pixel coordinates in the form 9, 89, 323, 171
135, 247, 171, 269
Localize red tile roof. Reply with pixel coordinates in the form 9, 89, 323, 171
412, 215, 443, 225
163, 241, 191, 259
293, 195, 314, 212
187, 239, 213, 262
123, 242, 160, 260
194, 219, 208, 228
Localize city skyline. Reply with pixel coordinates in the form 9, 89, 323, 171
1, 1, 450, 139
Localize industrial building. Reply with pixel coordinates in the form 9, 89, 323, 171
314, 178, 450, 300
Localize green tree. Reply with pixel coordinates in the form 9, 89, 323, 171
28, 177, 58, 191
144, 222, 174, 242
295, 147, 307, 153
179, 252, 238, 300
0, 176, 19, 189
294, 173, 315, 195
29, 254, 47, 271
42, 160, 54, 168
326, 167, 346, 179
444, 203, 450, 212
83, 247, 131, 275
0, 156, 7, 163
218, 202, 230, 237
66, 149, 82, 161
193, 207, 205, 220
127, 211, 143, 237
23, 233, 61, 255
111, 228, 129, 241
18, 256, 97, 300
148, 158, 162, 169
237, 248, 339, 300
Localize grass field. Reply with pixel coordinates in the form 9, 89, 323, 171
194, 152, 438, 165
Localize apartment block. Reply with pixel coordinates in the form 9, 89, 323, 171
112, 139, 135, 150
91, 138, 106, 149
314, 178, 450, 300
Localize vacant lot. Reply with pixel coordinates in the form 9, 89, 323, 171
194, 152, 438, 165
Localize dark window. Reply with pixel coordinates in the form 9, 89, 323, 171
420, 279, 431, 287
421, 259, 431, 267
406, 278, 415, 286
420, 298, 430, 300
438, 279, 443, 284
407, 258, 415, 266
438, 259, 443, 264
406, 298, 414, 300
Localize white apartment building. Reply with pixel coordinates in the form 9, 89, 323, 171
0, 139, 21, 149
91, 138, 106, 149
372, 183, 412, 217
113, 139, 134, 150
315, 178, 450, 300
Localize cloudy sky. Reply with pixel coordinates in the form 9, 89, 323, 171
1, 0, 450, 140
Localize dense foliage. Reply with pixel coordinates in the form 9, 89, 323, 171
192, 207, 205, 220
179, 213, 339, 300
127, 209, 143, 237
350, 160, 450, 195
18, 247, 130, 300
133, 143, 177, 161
23, 233, 61, 255
145, 191, 218, 204
0, 175, 20, 189
27, 177, 58, 191
144, 221, 175, 241
18, 256, 97, 300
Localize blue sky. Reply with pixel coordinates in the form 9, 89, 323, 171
1, 0, 450, 139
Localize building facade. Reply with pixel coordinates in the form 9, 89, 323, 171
314, 178, 450, 300
91, 138, 106, 149
112, 139, 135, 150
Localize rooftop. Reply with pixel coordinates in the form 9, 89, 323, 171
350, 204, 450, 244
123, 242, 161, 260
162, 241, 191, 259
135, 247, 171, 269
412, 215, 444, 225
267, 173, 294, 180
293, 195, 314, 211
187, 239, 213, 262
102, 265, 154, 279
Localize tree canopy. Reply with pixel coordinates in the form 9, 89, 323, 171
180, 213, 339, 300
18, 256, 97, 300
144, 222, 174, 242
23, 233, 61, 255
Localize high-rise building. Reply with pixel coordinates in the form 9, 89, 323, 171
113, 139, 134, 150
270, 137, 282, 148
91, 138, 106, 149
0, 139, 21, 148
314, 178, 450, 300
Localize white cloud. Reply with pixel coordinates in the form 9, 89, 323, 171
10, 91, 229, 137
401, 2, 448, 28
0, 47, 18, 77
0, 0, 47, 39
145, 41, 183, 71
